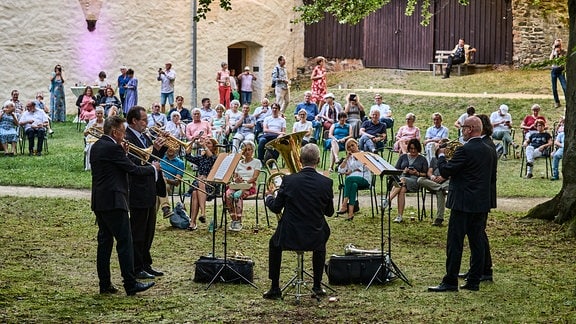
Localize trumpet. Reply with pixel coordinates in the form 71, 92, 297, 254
344, 243, 383, 256
148, 125, 193, 152
86, 127, 216, 196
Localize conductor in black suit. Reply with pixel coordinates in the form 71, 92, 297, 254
125, 106, 168, 279
263, 144, 334, 299
428, 116, 496, 292
90, 115, 157, 295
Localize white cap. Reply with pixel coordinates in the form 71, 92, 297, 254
499, 104, 509, 114
323, 93, 335, 99
244, 66, 250, 71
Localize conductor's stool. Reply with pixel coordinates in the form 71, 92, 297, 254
281, 251, 335, 303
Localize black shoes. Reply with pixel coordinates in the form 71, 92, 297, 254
442, 75, 450, 79
428, 282, 458, 292
145, 267, 164, 277
263, 288, 282, 300
312, 287, 327, 297
126, 281, 155, 296
459, 272, 493, 282
460, 283, 480, 291
135, 270, 155, 279
432, 218, 443, 226
162, 206, 173, 218
99, 284, 119, 294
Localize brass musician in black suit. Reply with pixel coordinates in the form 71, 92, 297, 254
90, 115, 157, 295
263, 144, 334, 299
124, 106, 168, 279
428, 116, 497, 292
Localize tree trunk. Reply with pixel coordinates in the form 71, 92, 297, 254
524, 0, 576, 236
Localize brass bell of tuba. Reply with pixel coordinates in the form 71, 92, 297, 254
264, 131, 308, 220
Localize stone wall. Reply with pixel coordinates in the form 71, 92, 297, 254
0, 0, 305, 114
512, 0, 569, 66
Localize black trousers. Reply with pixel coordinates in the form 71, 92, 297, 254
268, 238, 325, 289
445, 56, 465, 76
130, 207, 157, 272
25, 128, 45, 153
95, 210, 136, 289
443, 210, 486, 286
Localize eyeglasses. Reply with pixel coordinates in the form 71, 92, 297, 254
153, 105, 160, 108
375, 97, 382, 100
271, 107, 279, 110
298, 114, 306, 116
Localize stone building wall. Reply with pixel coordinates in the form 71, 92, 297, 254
512, 0, 569, 66
0, 0, 305, 114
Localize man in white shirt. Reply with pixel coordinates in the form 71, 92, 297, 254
490, 104, 517, 160
252, 98, 272, 137
257, 104, 286, 162
199, 98, 216, 123
369, 94, 394, 130
423, 112, 449, 163
157, 62, 176, 113
19, 101, 49, 156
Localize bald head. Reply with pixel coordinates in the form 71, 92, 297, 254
464, 116, 483, 139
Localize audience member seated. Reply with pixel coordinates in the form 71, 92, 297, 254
0, 101, 19, 156
185, 108, 211, 146
326, 112, 352, 171
423, 112, 449, 163
225, 141, 262, 231
523, 119, 552, 179
344, 93, 365, 138
336, 138, 372, 221
417, 155, 449, 226
317, 93, 342, 140
34, 93, 53, 135
19, 101, 49, 156
158, 146, 184, 218
184, 138, 218, 230
225, 99, 242, 140
454, 106, 475, 140
83, 107, 105, 170
369, 94, 394, 130
232, 103, 256, 151
551, 122, 564, 181
252, 98, 272, 138
147, 103, 168, 127
294, 91, 321, 142
199, 97, 216, 123
76, 86, 97, 122
394, 113, 421, 154
168, 96, 192, 123
257, 103, 286, 163
98, 87, 122, 116
293, 109, 313, 146
358, 110, 387, 153
211, 104, 226, 144
490, 104, 518, 160
520, 104, 547, 140
385, 139, 428, 223
165, 111, 187, 141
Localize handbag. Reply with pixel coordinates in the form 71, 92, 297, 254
169, 202, 190, 229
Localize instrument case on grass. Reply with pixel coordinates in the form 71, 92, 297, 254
194, 256, 254, 284
325, 254, 392, 285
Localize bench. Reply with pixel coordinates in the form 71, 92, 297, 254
428, 50, 471, 77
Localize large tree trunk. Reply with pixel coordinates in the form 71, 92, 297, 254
524, 0, 576, 236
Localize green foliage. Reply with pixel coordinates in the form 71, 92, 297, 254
195, 0, 232, 21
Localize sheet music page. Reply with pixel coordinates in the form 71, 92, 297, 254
366, 154, 394, 173
214, 154, 235, 181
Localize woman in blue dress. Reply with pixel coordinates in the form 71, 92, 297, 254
49, 64, 66, 122
326, 112, 352, 171
123, 69, 138, 115
0, 102, 19, 156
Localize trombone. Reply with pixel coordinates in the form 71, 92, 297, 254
87, 127, 216, 196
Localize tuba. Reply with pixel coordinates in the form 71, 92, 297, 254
264, 131, 308, 220
439, 139, 463, 160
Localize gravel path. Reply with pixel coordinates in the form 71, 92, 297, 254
0, 185, 547, 213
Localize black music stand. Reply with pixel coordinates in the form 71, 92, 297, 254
205, 153, 257, 290
352, 153, 411, 288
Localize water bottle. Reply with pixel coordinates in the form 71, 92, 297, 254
208, 219, 214, 233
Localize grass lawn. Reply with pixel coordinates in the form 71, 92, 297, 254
0, 68, 573, 322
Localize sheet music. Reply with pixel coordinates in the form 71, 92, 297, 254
366, 153, 393, 173
214, 153, 235, 181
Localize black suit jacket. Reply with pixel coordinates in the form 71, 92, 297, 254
124, 127, 167, 208
266, 167, 334, 251
482, 135, 498, 209
90, 135, 155, 212
438, 137, 495, 213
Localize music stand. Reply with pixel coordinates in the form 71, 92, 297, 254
352, 152, 411, 288
204, 152, 258, 289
